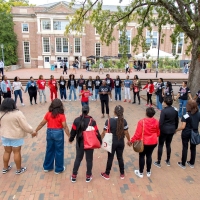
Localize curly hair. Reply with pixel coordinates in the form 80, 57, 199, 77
48, 99, 64, 118
114, 105, 124, 140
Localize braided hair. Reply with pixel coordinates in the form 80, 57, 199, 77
114, 105, 124, 140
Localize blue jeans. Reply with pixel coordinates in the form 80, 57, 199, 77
178, 99, 188, 118
95, 89, 99, 100
69, 86, 77, 100
43, 128, 64, 173
78, 86, 82, 94
156, 95, 162, 110
88, 88, 93, 100
14, 90, 23, 104
81, 102, 89, 106
59, 88, 67, 100
115, 87, 121, 100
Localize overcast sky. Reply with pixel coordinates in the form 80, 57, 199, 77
29, 0, 131, 6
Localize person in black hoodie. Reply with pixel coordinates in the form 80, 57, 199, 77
69, 105, 102, 183
154, 96, 179, 168
67, 74, 77, 101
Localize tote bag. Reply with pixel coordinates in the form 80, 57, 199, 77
133, 120, 144, 153
83, 118, 101, 150
101, 119, 113, 153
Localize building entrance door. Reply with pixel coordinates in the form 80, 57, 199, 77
44, 56, 50, 68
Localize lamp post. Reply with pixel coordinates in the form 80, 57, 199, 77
156, 26, 161, 78
1, 44, 4, 64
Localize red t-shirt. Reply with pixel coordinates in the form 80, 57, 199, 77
81, 90, 91, 102
48, 79, 57, 90
37, 80, 46, 90
5, 81, 10, 92
44, 112, 66, 128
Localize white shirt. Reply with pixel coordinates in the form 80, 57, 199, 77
125, 64, 129, 69
13, 82, 22, 91
99, 63, 104, 69
0, 61, 4, 68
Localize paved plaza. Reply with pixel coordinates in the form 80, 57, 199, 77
1, 69, 199, 200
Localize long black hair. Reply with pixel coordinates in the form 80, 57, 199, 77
167, 81, 172, 94
0, 98, 17, 112
114, 105, 124, 140
49, 99, 64, 118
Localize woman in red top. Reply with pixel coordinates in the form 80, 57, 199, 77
79, 84, 92, 106
48, 75, 57, 101
129, 107, 160, 178
143, 79, 154, 107
35, 99, 70, 174
37, 75, 46, 103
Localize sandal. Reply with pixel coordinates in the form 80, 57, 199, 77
2, 165, 12, 174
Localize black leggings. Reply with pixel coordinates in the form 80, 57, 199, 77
139, 144, 157, 173
63, 70, 67, 75
133, 91, 140, 103
105, 140, 124, 175
72, 142, 94, 176
101, 98, 109, 114
157, 133, 174, 162
147, 92, 152, 105
28, 91, 37, 103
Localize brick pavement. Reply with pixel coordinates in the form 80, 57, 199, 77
0, 89, 199, 200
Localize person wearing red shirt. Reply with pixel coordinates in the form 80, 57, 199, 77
35, 99, 70, 174
129, 107, 160, 178
79, 84, 92, 106
37, 75, 47, 103
48, 75, 57, 101
143, 79, 154, 107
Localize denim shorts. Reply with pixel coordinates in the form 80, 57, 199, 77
1, 137, 24, 147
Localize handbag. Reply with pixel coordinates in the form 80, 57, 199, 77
133, 120, 144, 153
101, 119, 113, 153
191, 130, 200, 145
83, 118, 101, 150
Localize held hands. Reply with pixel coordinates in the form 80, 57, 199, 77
32, 131, 38, 138
127, 141, 132, 147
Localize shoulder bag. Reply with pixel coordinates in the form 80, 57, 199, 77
133, 120, 144, 152
190, 115, 200, 145
0, 112, 7, 127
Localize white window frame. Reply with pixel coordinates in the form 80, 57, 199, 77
41, 20, 51, 30
42, 37, 50, 53
23, 41, 31, 63
22, 23, 29, 33
55, 38, 69, 53
53, 20, 69, 31
74, 38, 81, 54
176, 33, 184, 55
146, 30, 158, 48
95, 43, 101, 57
95, 28, 99, 35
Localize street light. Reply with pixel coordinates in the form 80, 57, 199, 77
1, 44, 4, 63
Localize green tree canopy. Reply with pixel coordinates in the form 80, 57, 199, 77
66, 0, 200, 95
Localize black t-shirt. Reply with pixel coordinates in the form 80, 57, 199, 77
181, 112, 200, 136
78, 79, 85, 87
164, 86, 173, 96
94, 80, 102, 89
86, 80, 94, 88
178, 87, 190, 100
104, 118, 128, 141
114, 79, 122, 88
99, 85, 110, 100
105, 78, 111, 87
196, 90, 200, 105
156, 82, 165, 94
58, 80, 66, 89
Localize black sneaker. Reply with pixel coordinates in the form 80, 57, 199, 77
186, 161, 194, 168
16, 167, 27, 175
71, 174, 77, 183
2, 165, 12, 174
153, 161, 161, 168
132, 102, 136, 104
165, 160, 170, 166
177, 162, 186, 169
86, 175, 92, 183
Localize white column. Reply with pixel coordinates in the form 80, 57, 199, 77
50, 18, 53, 32
37, 18, 40, 33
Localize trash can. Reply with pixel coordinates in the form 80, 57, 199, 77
51, 65, 55, 71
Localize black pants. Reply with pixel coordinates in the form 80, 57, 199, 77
181, 134, 196, 166
133, 91, 140, 103
63, 70, 67, 75
105, 140, 125, 175
125, 68, 129, 74
28, 91, 37, 103
3, 91, 11, 99
139, 144, 157, 173
72, 142, 94, 176
0, 68, 4, 75
101, 98, 109, 114
147, 92, 152, 105
157, 133, 174, 162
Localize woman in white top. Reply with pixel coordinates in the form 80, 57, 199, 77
12, 76, 25, 106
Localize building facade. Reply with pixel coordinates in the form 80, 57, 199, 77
11, 1, 191, 68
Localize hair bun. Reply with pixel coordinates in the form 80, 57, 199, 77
82, 105, 89, 113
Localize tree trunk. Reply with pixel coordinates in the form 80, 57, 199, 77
188, 38, 200, 96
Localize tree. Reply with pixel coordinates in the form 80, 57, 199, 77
65, 0, 200, 95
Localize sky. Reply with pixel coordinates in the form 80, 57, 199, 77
29, 0, 131, 6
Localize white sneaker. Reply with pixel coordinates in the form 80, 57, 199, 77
69, 100, 71, 101
75, 100, 77, 101
61, 99, 63, 102
110, 99, 112, 102
147, 171, 151, 177
21, 103, 25, 106
91, 99, 94, 101
134, 170, 143, 178
64, 99, 67, 102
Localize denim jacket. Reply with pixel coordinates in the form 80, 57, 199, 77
1, 80, 12, 93
25, 81, 38, 92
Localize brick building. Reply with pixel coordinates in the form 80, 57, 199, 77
11, 1, 191, 68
